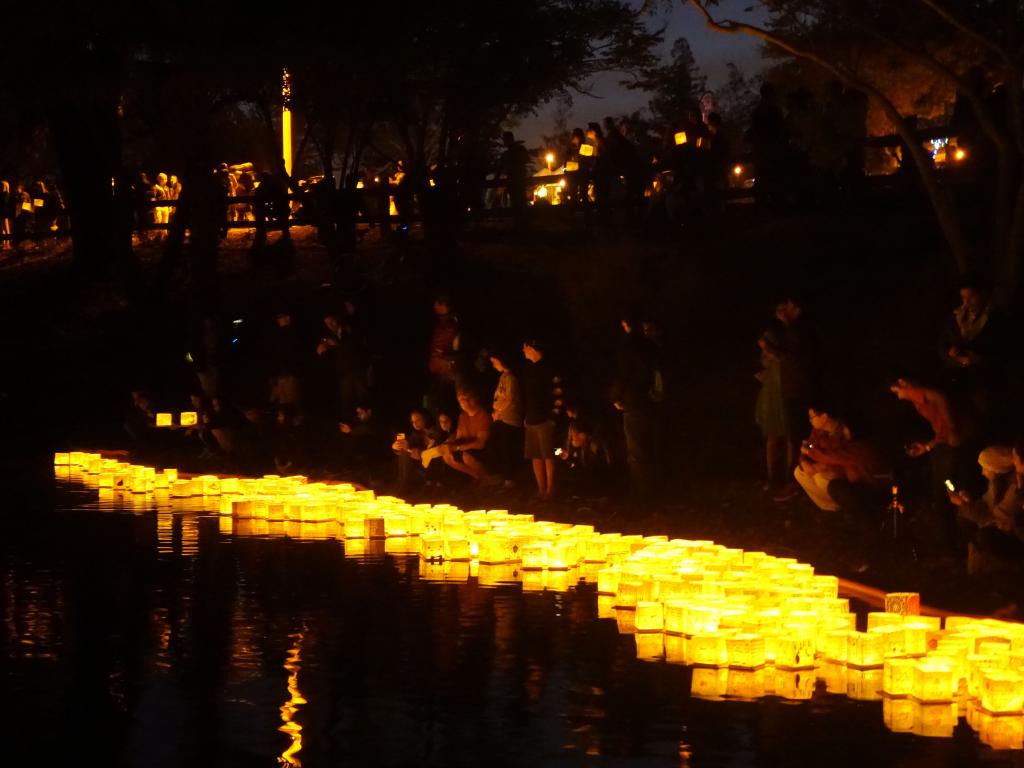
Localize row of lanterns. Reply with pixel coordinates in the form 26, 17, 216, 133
55, 451, 1024, 750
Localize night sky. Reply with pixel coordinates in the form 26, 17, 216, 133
518, 0, 767, 144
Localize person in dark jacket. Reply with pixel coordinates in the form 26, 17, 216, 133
612, 312, 662, 501
522, 338, 561, 500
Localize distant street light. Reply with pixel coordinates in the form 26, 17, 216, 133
545, 152, 555, 171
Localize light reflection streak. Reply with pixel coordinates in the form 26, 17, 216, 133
279, 630, 307, 766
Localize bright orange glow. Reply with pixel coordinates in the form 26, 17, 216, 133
279, 631, 306, 766
954, 148, 966, 161
674, 131, 688, 145
733, 164, 743, 176
544, 152, 555, 166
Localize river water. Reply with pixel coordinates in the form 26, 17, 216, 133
1, 477, 1017, 766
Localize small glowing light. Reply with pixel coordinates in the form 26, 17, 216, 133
674, 131, 688, 145
558, 179, 566, 188
355, 180, 364, 189
545, 152, 555, 165
429, 179, 436, 187
733, 165, 743, 176
954, 148, 967, 161
579, 144, 594, 157
535, 186, 548, 199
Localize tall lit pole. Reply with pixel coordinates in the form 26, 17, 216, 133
281, 68, 293, 176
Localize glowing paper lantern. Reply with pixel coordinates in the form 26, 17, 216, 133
847, 668, 883, 701
885, 592, 921, 616
977, 711, 1024, 750
616, 580, 642, 609
774, 669, 815, 700
848, 631, 885, 668
884, 696, 916, 733
912, 701, 956, 738
634, 632, 664, 661
775, 632, 815, 669
883, 657, 916, 696
578, 143, 594, 157
674, 131, 688, 145
180, 412, 198, 427
824, 629, 849, 662
634, 601, 664, 632
690, 666, 729, 700
727, 633, 766, 669
691, 632, 729, 666
914, 660, 956, 702
870, 626, 906, 658
727, 668, 766, 700
982, 671, 1024, 714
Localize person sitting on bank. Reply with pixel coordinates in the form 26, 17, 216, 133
441, 389, 493, 483
794, 405, 886, 515
392, 408, 436, 491
561, 419, 613, 500
949, 441, 1024, 575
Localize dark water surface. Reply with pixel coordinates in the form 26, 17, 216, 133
1, 477, 1018, 767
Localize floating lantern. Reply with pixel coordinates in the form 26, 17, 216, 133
883, 657, 916, 696
634, 632, 664, 661
419, 533, 444, 561
155, 413, 173, 427
914, 660, 956, 702
912, 701, 956, 738
885, 592, 921, 616
775, 632, 815, 669
180, 412, 198, 427
775, 669, 815, 700
819, 661, 848, 694
824, 629, 849, 662
884, 696, 916, 733
982, 671, 1024, 714
848, 631, 885, 668
870, 625, 906, 658
634, 601, 664, 632
977, 711, 1024, 750
690, 667, 729, 700
727, 633, 766, 669
727, 668, 766, 700
691, 632, 729, 666
847, 667, 884, 701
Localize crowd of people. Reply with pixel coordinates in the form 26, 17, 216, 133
123, 293, 663, 511
117, 268, 1024, 591
0, 178, 67, 251
752, 274, 1022, 583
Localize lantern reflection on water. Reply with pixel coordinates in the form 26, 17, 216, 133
55, 451, 1024, 750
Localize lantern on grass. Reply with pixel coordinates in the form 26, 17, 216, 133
913, 660, 956, 702
180, 412, 198, 427
634, 632, 664, 661
727, 633, 766, 669
883, 657, 916, 696
847, 631, 884, 668
883, 696, 916, 733
982, 671, 1024, 714
156, 413, 173, 427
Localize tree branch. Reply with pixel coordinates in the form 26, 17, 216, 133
914, 0, 1016, 68
684, 0, 972, 270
